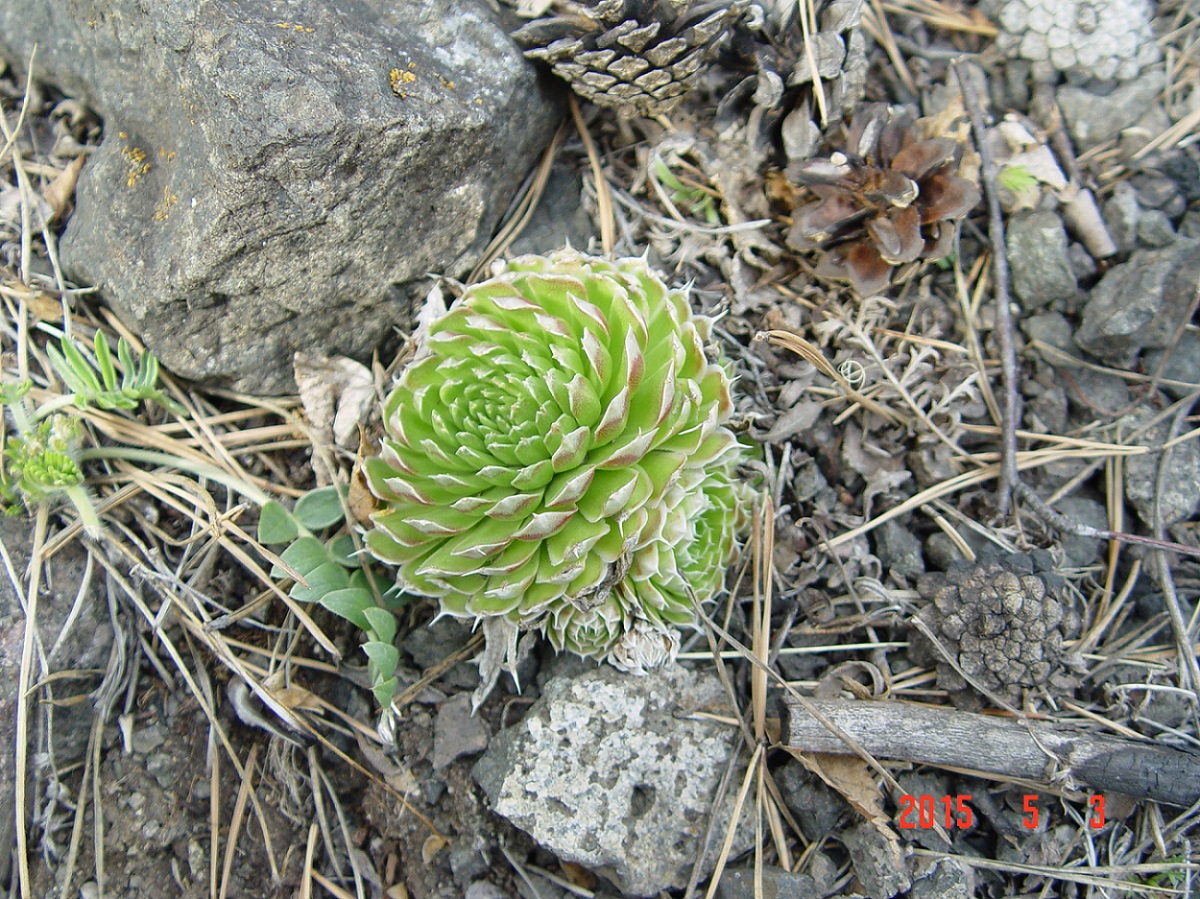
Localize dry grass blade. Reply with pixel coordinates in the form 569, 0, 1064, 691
569, 95, 615, 256
218, 743, 260, 899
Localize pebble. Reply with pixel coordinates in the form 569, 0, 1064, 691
1102, 181, 1141, 253
1056, 74, 1165, 150
1006, 210, 1080, 309
432, 693, 490, 770
874, 519, 926, 580
1137, 209, 1176, 247
714, 867, 822, 899
842, 820, 912, 898
1143, 331, 1200, 399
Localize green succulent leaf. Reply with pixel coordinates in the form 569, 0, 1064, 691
365, 249, 754, 671
362, 640, 400, 679
258, 500, 299, 544
326, 533, 360, 567
318, 587, 375, 631
274, 536, 331, 579
372, 676, 398, 708
289, 561, 350, 603
362, 606, 398, 644
294, 485, 347, 530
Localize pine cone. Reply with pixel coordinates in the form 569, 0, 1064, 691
910, 551, 1081, 711
743, 0, 868, 162
512, 0, 749, 116
785, 104, 981, 296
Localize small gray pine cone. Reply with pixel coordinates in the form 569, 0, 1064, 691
984, 0, 1161, 83
748, 0, 867, 162
910, 551, 1081, 711
512, 0, 750, 116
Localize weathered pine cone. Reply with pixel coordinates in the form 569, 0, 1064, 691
741, 0, 868, 161
910, 551, 1081, 711
786, 103, 981, 296
512, 0, 749, 116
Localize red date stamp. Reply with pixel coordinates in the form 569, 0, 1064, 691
897, 794, 1106, 830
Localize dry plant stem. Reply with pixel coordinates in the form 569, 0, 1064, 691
467, 122, 566, 284
569, 95, 614, 256
783, 697, 1200, 807
953, 59, 1020, 516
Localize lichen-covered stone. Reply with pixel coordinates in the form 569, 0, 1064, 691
472, 664, 748, 896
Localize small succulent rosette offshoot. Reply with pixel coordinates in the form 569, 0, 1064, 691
364, 250, 753, 679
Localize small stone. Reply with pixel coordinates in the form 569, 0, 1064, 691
1057, 74, 1165, 150
774, 762, 848, 842
1075, 239, 1200, 362
1123, 409, 1200, 527
1067, 241, 1098, 280
842, 821, 911, 898
1143, 331, 1200, 399
1137, 209, 1177, 247
1064, 368, 1131, 420
473, 665, 749, 896
1103, 181, 1142, 252
432, 693, 491, 770
1006, 210, 1080, 310
910, 856, 976, 899
874, 520, 926, 580
1021, 311, 1075, 353
1132, 173, 1185, 211
714, 867, 821, 899
1052, 495, 1108, 568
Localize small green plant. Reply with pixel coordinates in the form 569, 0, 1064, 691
998, 163, 1040, 197
653, 158, 721, 225
1, 331, 185, 534
364, 249, 754, 691
258, 485, 405, 707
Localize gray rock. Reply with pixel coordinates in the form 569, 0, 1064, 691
1006, 211, 1079, 310
508, 164, 597, 257
1057, 74, 1165, 150
1067, 242, 1098, 280
909, 856, 975, 899
432, 693, 490, 770
714, 867, 821, 899
1102, 181, 1142, 253
1143, 331, 1200, 399
1132, 173, 1186, 213
1064, 368, 1131, 420
841, 821, 911, 898
774, 762, 847, 842
0, 517, 113, 887
875, 519, 925, 579
473, 664, 748, 896
1051, 495, 1108, 568
1137, 209, 1177, 247
1021, 311, 1075, 353
1075, 239, 1200, 362
1123, 408, 1200, 527
0, 0, 560, 394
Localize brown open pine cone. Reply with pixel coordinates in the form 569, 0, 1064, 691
786, 103, 981, 296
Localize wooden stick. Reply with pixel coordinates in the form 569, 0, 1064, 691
783, 697, 1200, 807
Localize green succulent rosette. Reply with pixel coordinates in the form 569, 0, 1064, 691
365, 249, 753, 668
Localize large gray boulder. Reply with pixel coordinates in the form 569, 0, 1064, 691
0, 0, 561, 393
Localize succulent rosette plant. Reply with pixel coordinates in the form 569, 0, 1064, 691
364, 249, 753, 675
